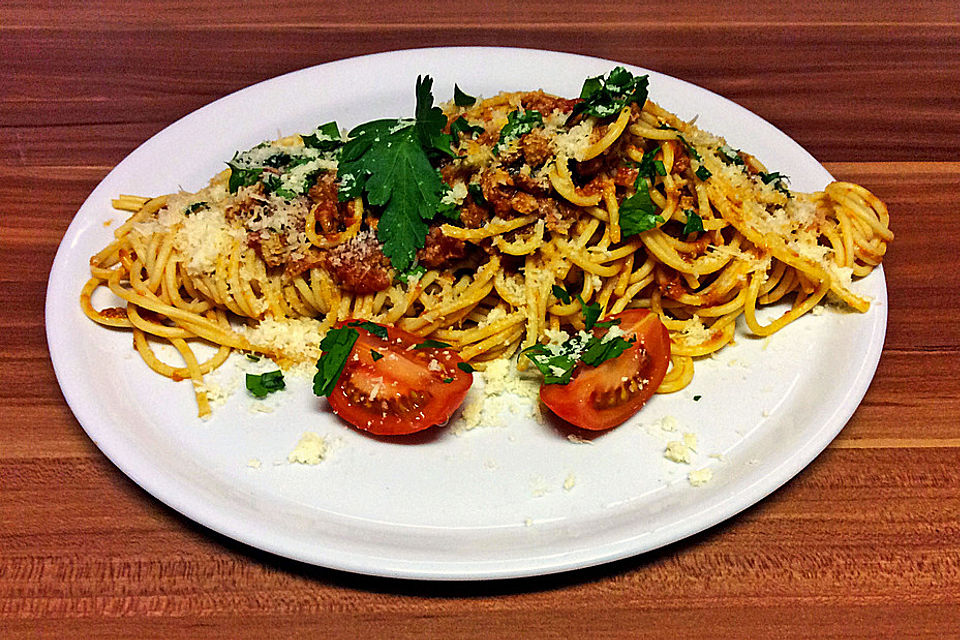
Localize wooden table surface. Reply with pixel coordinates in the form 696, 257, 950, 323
3, 1, 960, 637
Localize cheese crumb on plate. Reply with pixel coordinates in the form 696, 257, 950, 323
287, 432, 328, 465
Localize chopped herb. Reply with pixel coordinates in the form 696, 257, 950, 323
636, 147, 667, 179
693, 394, 702, 401
759, 171, 791, 196
441, 377, 454, 384
246, 370, 285, 398
184, 201, 208, 215
337, 76, 455, 272
521, 330, 635, 385
370, 349, 384, 361
436, 183, 461, 221
520, 343, 579, 385
570, 66, 649, 122
553, 284, 602, 328
245, 353, 261, 362
468, 182, 487, 206
457, 362, 476, 374
347, 320, 388, 339
580, 298, 602, 330
658, 124, 702, 161
593, 318, 622, 329
494, 109, 543, 153
682, 209, 704, 235
398, 263, 427, 281
227, 162, 262, 194
619, 177, 664, 237
301, 121, 343, 151
313, 327, 359, 397
415, 339, 452, 349
717, 144, 745, 166
580, 333, 633, 367
695, 165, 712, 181
451, 116, 484, 139
453, 84, 476, 106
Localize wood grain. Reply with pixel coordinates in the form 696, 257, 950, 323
2, 1, 959, 637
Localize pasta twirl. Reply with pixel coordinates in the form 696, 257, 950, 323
81, 70, 892, 416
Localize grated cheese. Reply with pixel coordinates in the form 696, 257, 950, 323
287, 432, 328, 465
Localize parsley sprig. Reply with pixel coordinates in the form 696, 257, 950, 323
521, 330, 634, 385
759, 171, 791, 196
246, 370, 285, 397
313, 326, 360, 397
619, 175, 663, 237
337, 76, 456, 273
494, 109, 543, 154
570, 66, 649, 122
552, 285, 602, 330
682, 209, 704, 235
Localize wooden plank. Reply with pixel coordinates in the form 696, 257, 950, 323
0, 449, 957, 636
2, 26, 959, 164
5, 0, 960, 28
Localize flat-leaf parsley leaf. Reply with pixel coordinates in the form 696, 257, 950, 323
246, 370, 285, 397
313, 327, 360, 397
570, 66, 649, 122
337, 76, 455, 272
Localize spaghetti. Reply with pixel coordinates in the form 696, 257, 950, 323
81, 70, 893, 417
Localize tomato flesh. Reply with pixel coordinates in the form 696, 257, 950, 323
539, 310, 671, 431
327, 321, 473, 435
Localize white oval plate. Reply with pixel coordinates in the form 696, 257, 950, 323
46, 47, 886, 580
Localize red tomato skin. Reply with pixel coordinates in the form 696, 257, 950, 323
539, 310, 671, 431
327, 321, 472, 436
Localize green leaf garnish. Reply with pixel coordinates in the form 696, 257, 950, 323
682, 209, 704, 235
441, 377, 454, 383
414, 339, 452, 349
580, 297, 602, 330
336, 76, 455, 273
398, 263, 427, 281
313, 327, 359, 397
519, 343, 579, 385
580, 333, 633, 367
695, 165, 712, 181
453, 84, 476, 106
184, 201, 208, 215
451, 116, 484, 139
246, 370, 285, 398
553, 285, 602, 328
371, 349, 384, 361
759, 171, 791, 196
619, 177, 664, 237
636, 147, 667, 179
494, 109, 543, 153
227, 162, 262, 194
570, 67, 649, 122
347, 320, 388, 339
658, 124, 702, 161
301, 121, 343, 151
593, 318, 621, 329
468, 183, 487, 206
693, 394, 702, 401
457, 362, 476, 374
717, 144, 745, 166
521, 330, 635, 385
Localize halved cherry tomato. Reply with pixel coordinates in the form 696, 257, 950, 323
540, 309, 671, 431
327, 321, 473, 435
